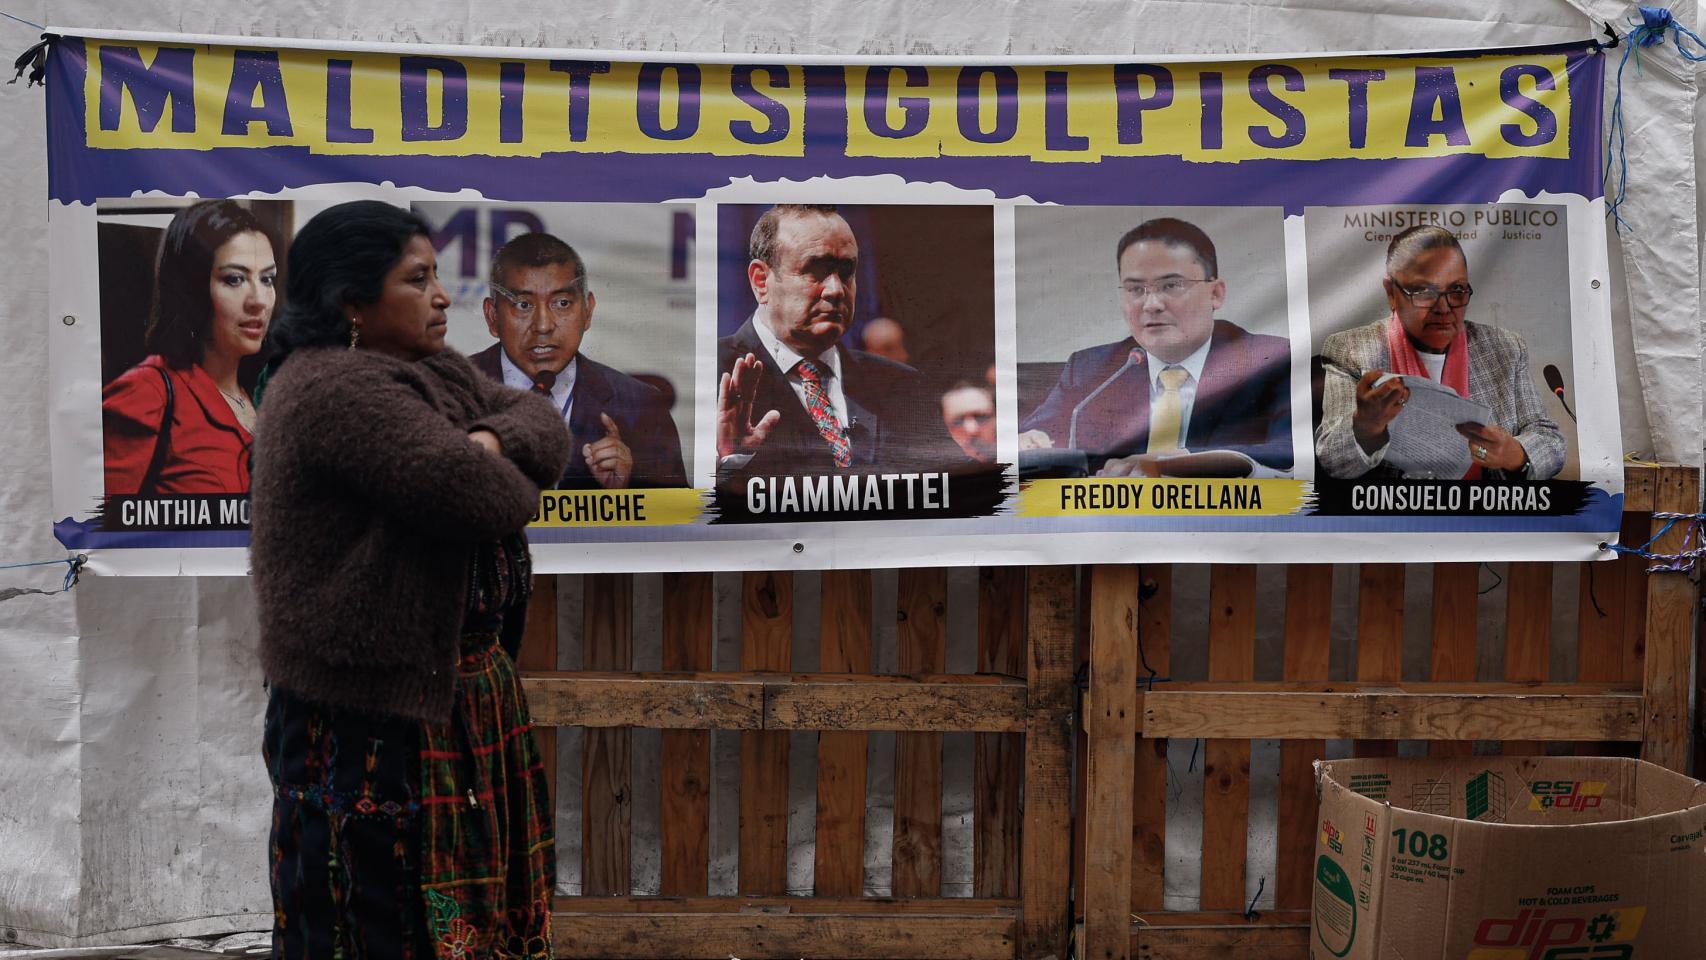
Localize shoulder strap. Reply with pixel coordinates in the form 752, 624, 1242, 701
138, 366, 176, 495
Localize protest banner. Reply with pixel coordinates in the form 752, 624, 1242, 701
42, 33, 1620, 572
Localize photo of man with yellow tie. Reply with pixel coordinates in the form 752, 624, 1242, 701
1017, 216, 1294, 478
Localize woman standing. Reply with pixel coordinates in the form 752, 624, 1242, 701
249, 201, 570, 959
103, 199, 278, 495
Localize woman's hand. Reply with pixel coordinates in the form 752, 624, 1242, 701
468, 429, 504, 456
1352, 370, 1408, 454
1455, 422, 1527, 472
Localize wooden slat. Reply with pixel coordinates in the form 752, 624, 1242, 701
556, 896, 1019, 914
1353, 564, 1405, 756
1578, 514, 1638, 755
1142, 686, 1642, 741
530, 674, 1639, 740
526, 674, 763, 728
516, 574, 559, 812
766, 675, 1024, 732
1020, 565, 1076, 960
528, 672, 1019, 731
1583, 498, 1652, 748
583, 573, 633, 896
893, 568, 947, 898
1619, 505, 1656, 757
1502, 562, 1552, 755
1126, 911, 1311, 960
1276, 564, 1331, 912
1202, 564, 1255, 912
555, 913, 1015, 959
660, 572, 713, 896
532, 671, 1009, 733
1131, 926, 1308, 960
1136, 934, 1306, 957
975, 566, 1025, 899
1132, 564, 1172, 913
1074, 570, 1092, 920
740, 571, 793, 895
1427, 563, 1480, 757
1127, 910, 1311, 927
1577, 553, 1626, 683
1623, 463, 1658, 511
1148, 681, 1632, 693
1620, 511, 1652, 690
1083, 565, 1138, 960
815, 570, 872, 896
1643, 465, 1699, 771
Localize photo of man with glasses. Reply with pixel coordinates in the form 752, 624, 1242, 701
1315, 223, 1565, 481
471, 231, 687, 489
1017, 217, 1293, 477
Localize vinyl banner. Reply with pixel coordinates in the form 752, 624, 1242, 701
41, 32, 1622, 574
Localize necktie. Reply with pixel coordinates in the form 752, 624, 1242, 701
1146, 366, 1190, 454
795, 359, 852, 468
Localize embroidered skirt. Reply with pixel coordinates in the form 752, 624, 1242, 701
265, 633, 555, 959
419, 633, 555, 959
264, 691, 432, 960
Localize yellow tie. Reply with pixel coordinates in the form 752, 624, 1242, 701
1147, 366, 1190, 454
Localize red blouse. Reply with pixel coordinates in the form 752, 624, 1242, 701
102, 356, 253, 496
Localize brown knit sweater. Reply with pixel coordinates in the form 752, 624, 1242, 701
250, 346, 571, 723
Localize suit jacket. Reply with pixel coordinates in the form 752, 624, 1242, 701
102, 355, 252, 495
1021, 320, 1294, 471
717, 317, 968, 477
470, 344, 687, 489
1314, 318, 1566, 481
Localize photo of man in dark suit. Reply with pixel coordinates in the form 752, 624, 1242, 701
471, 232, 686, 489
1018, 217, 1293, 477
716, 204, 966, 479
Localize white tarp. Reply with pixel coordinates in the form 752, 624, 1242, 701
0, 0, 1696, 946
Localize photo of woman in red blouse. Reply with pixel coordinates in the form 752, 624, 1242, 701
101, 200, 281, 496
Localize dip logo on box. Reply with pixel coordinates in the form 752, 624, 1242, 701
1321, 819, 1345, 854
1527, 780, 1608, 813
1468, 906, 1646, 959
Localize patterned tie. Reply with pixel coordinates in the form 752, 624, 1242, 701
1146, 366, 1190, 454
795, 358, 852, 468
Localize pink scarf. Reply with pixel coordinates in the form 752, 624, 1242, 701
1384, 312, 1480, 479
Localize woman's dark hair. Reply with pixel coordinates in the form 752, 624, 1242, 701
145, 200, 277, 369
263, 200, 434, 368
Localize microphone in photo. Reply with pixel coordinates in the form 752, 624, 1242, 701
531, 369, 557, 396
1068, 350, 1144, 451
1541, 364, 1577, 423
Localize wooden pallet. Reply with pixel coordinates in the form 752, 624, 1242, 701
519, 463, 1698, 959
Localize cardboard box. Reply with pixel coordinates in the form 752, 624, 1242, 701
1311, 756, 1706, 959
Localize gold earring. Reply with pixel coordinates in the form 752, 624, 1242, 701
348, 323, 361, 350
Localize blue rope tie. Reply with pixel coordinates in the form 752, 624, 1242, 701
1604, 7, 1706, 232
0, 11, 46, 30
0, 555, 87, 592
1602, 512, 1706, 572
